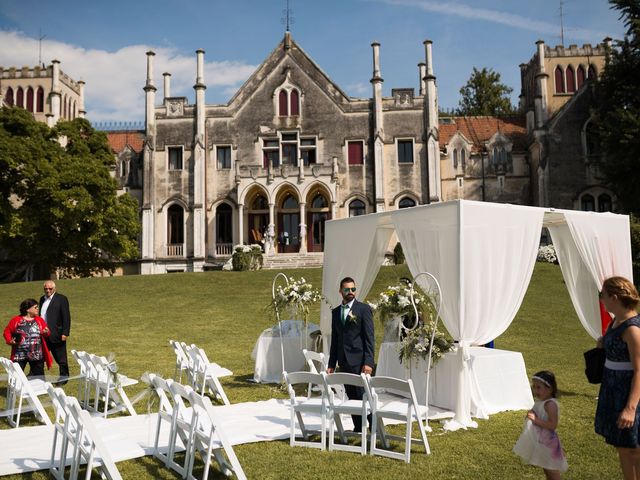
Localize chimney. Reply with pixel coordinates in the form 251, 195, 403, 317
418, 62, 426, 96
163, 72, 171, 99
77, 80, 86, 118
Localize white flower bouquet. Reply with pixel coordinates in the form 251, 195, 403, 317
267, 276, 324, 324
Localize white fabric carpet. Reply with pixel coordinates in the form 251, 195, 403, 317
0, 398, 453, 476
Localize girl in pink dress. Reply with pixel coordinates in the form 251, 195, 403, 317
513, 370, 568, 479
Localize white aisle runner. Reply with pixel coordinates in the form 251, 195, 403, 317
0, 398, 453, 476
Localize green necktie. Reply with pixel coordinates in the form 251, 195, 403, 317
342, 304, 349, 324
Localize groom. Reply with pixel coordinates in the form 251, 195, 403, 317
327, 276, 375, 432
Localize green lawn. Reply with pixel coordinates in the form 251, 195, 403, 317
0, 264, 618, 479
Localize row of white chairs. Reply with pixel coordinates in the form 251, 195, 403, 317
0, 356, 51, 427
71, 350, 138, 418
284, 370, 430, 463
169, 340, 232, 405
147, 373, 247, 480
48, 384, 123, 480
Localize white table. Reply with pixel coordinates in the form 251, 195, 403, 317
251, 320, 320, 383
377, 342, 533, 416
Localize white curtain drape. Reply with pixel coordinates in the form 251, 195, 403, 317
548, 211, 633, 339
320, 213, 394, 354
391, 201, 544, 429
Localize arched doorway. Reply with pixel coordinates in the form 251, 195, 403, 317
307, 192, 331, 252
167, 204, 184, 257
215, 203, 233, 255
278, 193, 300, 253
247, 192, 269, 246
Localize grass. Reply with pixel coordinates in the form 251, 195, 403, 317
0, 264, 620, 479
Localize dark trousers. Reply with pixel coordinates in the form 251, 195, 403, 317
46, 339, 69, 380
17, 359, 44, 378
337, 363, 371, 432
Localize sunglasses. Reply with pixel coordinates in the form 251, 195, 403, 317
342, 287, 357, 293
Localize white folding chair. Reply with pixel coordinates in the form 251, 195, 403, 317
71, 350, 92, 408
302, 349, 346, 401
187, 390, 247, 480
166, 380, 198, 477
366, 375, 430, 462
283, 371, 329, 450
87, 353, 138, 417
185, 344, 231, 405
324, 372, 371, 455
47, 383, 77, 480
0, 357, 51, 427
169, 340, 190, 383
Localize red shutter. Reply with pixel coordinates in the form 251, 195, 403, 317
348, 142, 363, 165
279, 90, 288, 116
576, 66, 586, 89
36, 87, 44, 112
291, 89, 299, 115
566, 66, 576, 93
554, 67, 565, 93
16, 87, 24, 107
26, 87, 34, 112
5, 88, 14, 106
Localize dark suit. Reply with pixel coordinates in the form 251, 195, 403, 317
39, 293, 71, 379
328, 299, 375, 431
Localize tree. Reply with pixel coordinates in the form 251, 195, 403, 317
457, 67, 515, 116
592, 0, 640, 215
0, 107, 139, 278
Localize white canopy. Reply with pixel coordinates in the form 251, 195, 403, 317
321, 200, 632, 428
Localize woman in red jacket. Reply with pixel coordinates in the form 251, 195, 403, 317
3, 298, 53, 377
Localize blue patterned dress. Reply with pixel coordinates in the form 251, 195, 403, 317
595, 315, 640, 447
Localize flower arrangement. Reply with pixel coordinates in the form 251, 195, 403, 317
231, 244, 263, 271
267, 276, 324, 324
369, 281, 454, 365
537, 244, 558, 264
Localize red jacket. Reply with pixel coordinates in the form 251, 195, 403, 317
3, 315, 53, 369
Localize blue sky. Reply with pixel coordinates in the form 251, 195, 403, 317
0, 0, 626, 122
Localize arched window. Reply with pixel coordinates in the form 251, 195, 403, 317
453, 148, 458, 168
555, 66, 565, 93
26, 87, 34, 112
566, 66, 576, 93
588, 64, 597, 80
252, 194, 268, 210
72, 100, 77, 119
290, 89, 299, 116
581, 194, 595, 212
349, 199, 366, 217
399, 197, 416, 209
279, 90, 288, 116
167, 204, 184, 245
598, 194, 612, 212
119, 159, 127, 178
16, 87, 24, 107
577, 65, 586, 89
461, 149, 466, 168
216, 203, 233, 244
311, 194, 327, 209
36, 87, 44, 112
63, 95, 67, 118
283, 194, 299, 209
5, 87, 14, 107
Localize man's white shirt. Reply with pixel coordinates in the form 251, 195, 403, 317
41, 294, 54, 320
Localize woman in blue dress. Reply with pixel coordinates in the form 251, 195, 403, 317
595, 276, 640, 480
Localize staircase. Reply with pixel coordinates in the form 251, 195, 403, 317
262, 252, 324, 270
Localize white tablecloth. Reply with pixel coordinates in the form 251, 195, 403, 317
251, 321, 320, 383
377, 343, 533, 416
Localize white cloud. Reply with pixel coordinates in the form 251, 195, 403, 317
0, 30, 257, 122
344, 82, 370, 98
377, 0, 609, 41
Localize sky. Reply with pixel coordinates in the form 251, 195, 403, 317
0, 0, 627, 124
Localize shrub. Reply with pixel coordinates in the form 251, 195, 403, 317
536, 244, 557, 264
231, 244, 263, 271
393, 242, 405, 265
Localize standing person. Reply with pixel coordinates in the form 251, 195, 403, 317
3, 299, 52, 377
595, 276, 640, 480
513, 370, 568, 479
39, 280, 71, 383
327, 276, 375, 432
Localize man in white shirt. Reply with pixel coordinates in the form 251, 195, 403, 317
39, 280, 71, 383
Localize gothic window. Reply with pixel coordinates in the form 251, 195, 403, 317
598, 194, 612, 212
278, 90, 288, 116
217, 146, 231, 169
5, 87, 14, 107
290, 89, 299, 116
577, 65, 586, 89
554, 66, 565, 93
588, 64, 597, 80
283, 194, 299, 210
63, 95, 67, 118
216, 203, 233, 244
399, 197, 416, 209
312, 194, 327, 209
36, 87, 44, 112
397, 139, 414, 164
168, 147, 183, 170
453, 148, 459, 169
581, 194, 595, 211
349, 199, 366, 217
300, 137, 316, 165
461, 149, 466, 168
16, 87, 24, 107
119, 159, 128, 178
167, 204, 184, 245
348, 141, 364, 165
26, 87, 34, 112
566, 66, 576, 93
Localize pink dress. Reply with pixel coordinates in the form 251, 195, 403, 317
513, 398, 568, 472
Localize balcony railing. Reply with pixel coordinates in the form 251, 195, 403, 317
215, 243, 233, 256
166, 244, 184, 257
